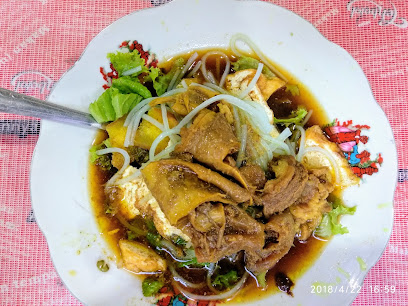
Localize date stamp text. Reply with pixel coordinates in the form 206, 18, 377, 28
311, 284, 397, 294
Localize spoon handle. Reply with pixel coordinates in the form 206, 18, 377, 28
0, 87, 102, 129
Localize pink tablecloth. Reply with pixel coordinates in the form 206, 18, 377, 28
0, 0, 407, 305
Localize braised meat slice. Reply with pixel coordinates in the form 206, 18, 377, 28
239, 164, 267, 190
178, 203, 265, 263
174, 110, 247, 187
150, 85, 217, 116
141, 159, 251, 225
260, 156, 308, 217
246, 210, 295, 273
290, 168, 334, 240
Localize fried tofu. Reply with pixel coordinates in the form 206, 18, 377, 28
119, 240, 167, 273
302, 126, 359, 187
106, 108, 178, 169
111, 166, 191, 242
225, 69, 286, 124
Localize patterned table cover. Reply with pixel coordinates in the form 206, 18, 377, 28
0, 0, 407, 305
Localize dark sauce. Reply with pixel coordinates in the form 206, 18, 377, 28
89, 49, 332, 303
275, 272, 294, 296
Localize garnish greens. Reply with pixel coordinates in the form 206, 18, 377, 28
315, 198, 356, 238
232, 56, 275, 78
142, 277, 164, 297
274, 106, 307, 125
212, 270, 239, 290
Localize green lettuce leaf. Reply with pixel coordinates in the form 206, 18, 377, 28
142, 277, 164, 297
89, 87, 143, 123
212, 270, 239, 290
110, 87, 143, 116
89, 139, 112, 170
111, 76, 152, 99
144, 66, 161, 83
315, 199, 356, 238
153, 57, 185, 96
89, 89, 116, 123
107, 51, 148, 76
256, 271, 267, 288
232, 56, 275, 79
274, 106, 308, 125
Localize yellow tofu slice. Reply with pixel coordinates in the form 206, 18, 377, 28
114, 166, 191, 243
302, 126, 360, 187
106, 108, 178, 169
225, 69, 286, 124
119, 240, 167, 273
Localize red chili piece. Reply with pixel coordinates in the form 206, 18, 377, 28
378, 153, 383, 164
119, 41, 129, 48
100, 67, 108, 81
133, 40, 150, 62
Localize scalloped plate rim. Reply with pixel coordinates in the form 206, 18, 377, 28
30, 0, 398, 305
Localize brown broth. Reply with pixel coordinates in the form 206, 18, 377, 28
89, 131, 124, 260
89, 49, 333, 302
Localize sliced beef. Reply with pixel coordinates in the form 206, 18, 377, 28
239, 164, 267, 189
174, 110, 247, 188
289, 168, 334, 240
169, 151, 194, 163
141, 159, 251, 225
260, 156, 308, 217
178, 203, 265, 263
172, 159, 251, 203
189, 203, 225, 234
150, 85, 217, 116
245, 210, 295, 273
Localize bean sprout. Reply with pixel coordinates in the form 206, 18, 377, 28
201, 51, 231, 87
122, 66, 142, 76
96, 148, 130, 186
230, 33, 287, 81
174, 272, 248, 301
236, 124, 247, 167
169, 263, 206, 289
295, 125, 306, 161
167, 69, 181, 91
238, 63, 264, 99
186, 60, 202, 78
180, 52, 199, 77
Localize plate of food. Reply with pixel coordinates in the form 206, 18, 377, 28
30, 0, 398, 305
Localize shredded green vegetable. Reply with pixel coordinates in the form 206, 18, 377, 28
89, 87, 143, 123
89, 139, 112, 170
233, 56, 275, 78
274, 106, 308, 125
153, 57, 185, 96
256, 271, 267, 288
315, 198, 356, 238
142, 277, 164, 297
108, 51, 147, 76
212, 270, 239, 290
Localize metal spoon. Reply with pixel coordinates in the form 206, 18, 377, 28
0, 87, 102, 129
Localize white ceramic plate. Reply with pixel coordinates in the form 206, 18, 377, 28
30, 0, 398, 305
